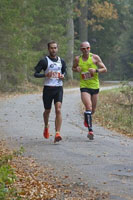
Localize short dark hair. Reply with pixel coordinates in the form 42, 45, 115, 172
47, 41, 58, 48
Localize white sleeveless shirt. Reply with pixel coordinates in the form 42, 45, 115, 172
44, 56, 63, 86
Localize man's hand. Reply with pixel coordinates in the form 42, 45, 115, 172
45, 71, 53, 78
72, 56, 81, 72
76, 66, 81, 72
88, 68, 96, 77
59, 74, 64, 80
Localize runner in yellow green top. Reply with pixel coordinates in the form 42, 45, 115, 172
72, 41, 107, 140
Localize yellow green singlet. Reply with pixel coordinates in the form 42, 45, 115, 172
79, 53, 99, 89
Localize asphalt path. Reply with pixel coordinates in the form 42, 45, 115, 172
0, 86, 133, 200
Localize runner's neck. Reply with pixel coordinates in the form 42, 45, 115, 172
82, 54, 89, 61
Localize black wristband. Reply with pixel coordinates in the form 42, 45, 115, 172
96, 69, 99, 73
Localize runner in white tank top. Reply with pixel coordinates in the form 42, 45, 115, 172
34, 41, 67, 143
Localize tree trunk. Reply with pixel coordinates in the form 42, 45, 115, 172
79, 1, 88, 42
66, 0, 74, 80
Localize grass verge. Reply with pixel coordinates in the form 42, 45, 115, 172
93, 85, 133, 137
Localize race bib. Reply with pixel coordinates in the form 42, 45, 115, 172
51, 72, 61, 79
81, 72, 92, 80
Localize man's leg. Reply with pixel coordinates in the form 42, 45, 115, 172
43, 109, 51, 139
91, 94, 98, 114
53, 87, 63, 143
81, 92, 94, 139
43, 109, 51, 128
42, 86, 53, 139
81, 92, 92, 111
81, 92, 92, 127
54, 102, 62, 142
55, 102, 62, 132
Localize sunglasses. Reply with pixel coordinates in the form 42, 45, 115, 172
81, 47, 90, 50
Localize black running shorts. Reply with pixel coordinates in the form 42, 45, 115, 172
43, 86, 63, 109
80, 88, 99, 95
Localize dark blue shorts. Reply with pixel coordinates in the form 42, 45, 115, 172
80, 88, 99, 95
43, 86, 63, 109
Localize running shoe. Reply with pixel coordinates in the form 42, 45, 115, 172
43, 126, 50, 139
87, 130, 94, 140
54, 132, 62, 143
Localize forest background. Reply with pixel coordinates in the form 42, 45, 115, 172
0, 0, 133, 92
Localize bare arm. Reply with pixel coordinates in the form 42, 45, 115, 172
89, 54, 107, 75
72, 56, 81, 72
94, 54, 107, 73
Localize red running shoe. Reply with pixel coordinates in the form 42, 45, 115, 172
43, 126, 50, 139
54, 132, 62, 143
87, 130, 94, 140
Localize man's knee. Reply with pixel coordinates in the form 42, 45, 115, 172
44, 109, 51, 116
86, 105, 92, 111
55, 107, 61, 115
